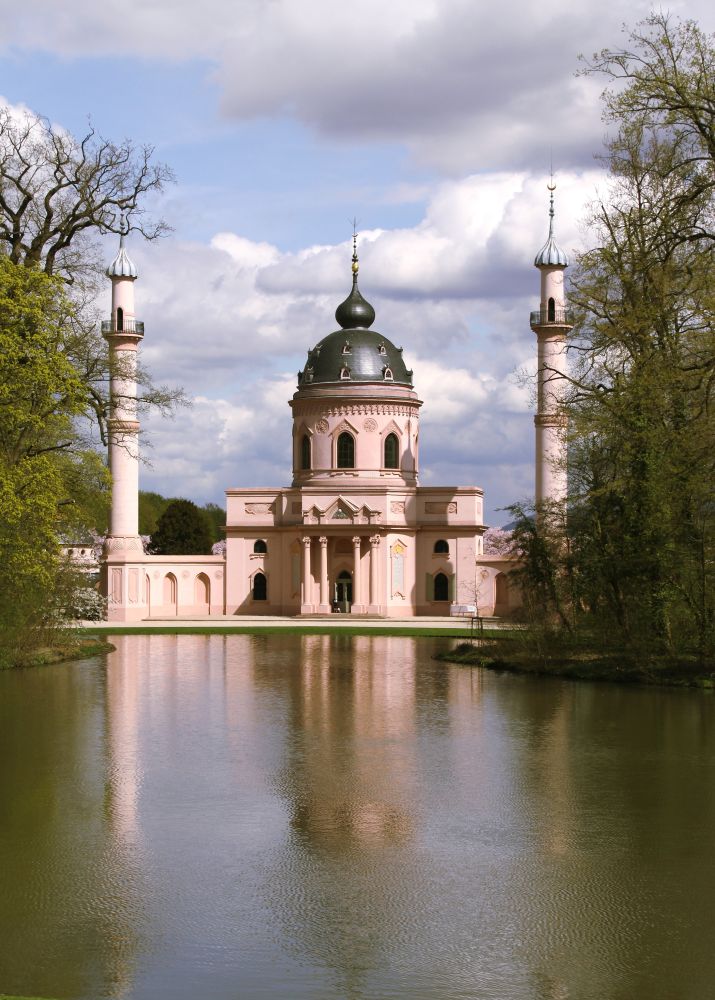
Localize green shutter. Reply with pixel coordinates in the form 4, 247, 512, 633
426, 572, 434, 601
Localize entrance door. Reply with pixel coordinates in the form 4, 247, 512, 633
335, 570, 353, 613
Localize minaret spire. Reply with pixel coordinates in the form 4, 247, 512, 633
547, 178, 555, 237
530, 179, 573, 518
101, 226, 147, 620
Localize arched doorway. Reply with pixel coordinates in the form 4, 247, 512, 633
162, 572, 178, 615
434, 571, 450, 602
253, 571, 267, 601
495, 572, 509, 612
195, 572, 210, 613
335, 570, 352, 613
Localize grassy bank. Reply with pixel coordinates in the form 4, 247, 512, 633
0, 994, 60, 999
437, 639, 715, 689
11, 634, 115, 668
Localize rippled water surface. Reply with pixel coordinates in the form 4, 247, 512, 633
1, 634, 715, 999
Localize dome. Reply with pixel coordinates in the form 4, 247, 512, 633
299, 327, 413, 387
297, 238, 413, 388
534, 188, 568, 268
106, 230, 138, 279
534, 234, 569, 268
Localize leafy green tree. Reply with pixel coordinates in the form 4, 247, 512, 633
149, 499, 213, 555
0, 109, 182, 661
514, 14, 715, 667
138, 490, 174, 536
0, 258, 109, 664
202, 502, 225, 546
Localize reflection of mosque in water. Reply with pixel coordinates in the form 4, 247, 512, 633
14, 636, 712, 999
277, 635, 417, 848
245, 634, 484, 995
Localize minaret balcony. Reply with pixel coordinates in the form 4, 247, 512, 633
101, 319, 144, 336
530, 307, 573, 328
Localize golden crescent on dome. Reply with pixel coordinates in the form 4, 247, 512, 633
547, 182, 556, 191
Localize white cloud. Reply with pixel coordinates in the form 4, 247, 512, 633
4, 1, 715, 172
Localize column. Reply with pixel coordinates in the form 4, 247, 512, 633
107, 342, 140, 539
318, 536, 330, 613
301, 536, 313, 613
535, 328, 568, 508
352, 536, 363, 613
368, 534, 380, 613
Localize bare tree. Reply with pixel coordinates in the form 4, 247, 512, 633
0, 106, 185, 446
0, 107, 173, 283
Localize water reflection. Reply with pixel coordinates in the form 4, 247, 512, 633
1, 635, 714, 1000
0, 652, 145, 1000
276, 634, 417, 847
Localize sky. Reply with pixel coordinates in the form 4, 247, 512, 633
1, 0, 712, 524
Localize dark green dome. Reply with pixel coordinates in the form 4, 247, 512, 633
298, 327, 413, 387
297, 245, 414, 388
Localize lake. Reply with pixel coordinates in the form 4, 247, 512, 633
1, 633, 714, 999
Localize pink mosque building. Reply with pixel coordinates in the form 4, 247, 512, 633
101, 196, 570, 621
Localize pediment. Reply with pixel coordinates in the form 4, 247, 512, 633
301, 497, 382, 525
326, 496, 360, 521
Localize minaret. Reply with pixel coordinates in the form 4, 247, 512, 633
103, 222, 143, 555
530, 183, 572, 514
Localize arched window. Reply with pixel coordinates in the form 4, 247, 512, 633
384, 433, 399, 469
433, 539, 449, 554
548, 296, 555, 322
434, 572, 449, 601
340, 366, 351, 380
337, 432, 355, 468
253, 572, 267, 601
383, 367, 393, 381
253, 539, 267, 554
116, 306, 124, 331
301, 434, 311, 470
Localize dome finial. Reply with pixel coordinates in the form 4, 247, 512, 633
119, 212, 128, 248
335, 220, 375, 329
351, 217, 359, 280
547, 173, 556, 238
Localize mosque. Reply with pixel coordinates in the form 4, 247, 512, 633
101, 195, 570, 620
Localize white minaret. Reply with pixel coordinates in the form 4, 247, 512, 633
530, 184, 571, 514
103, 224, 143, 554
